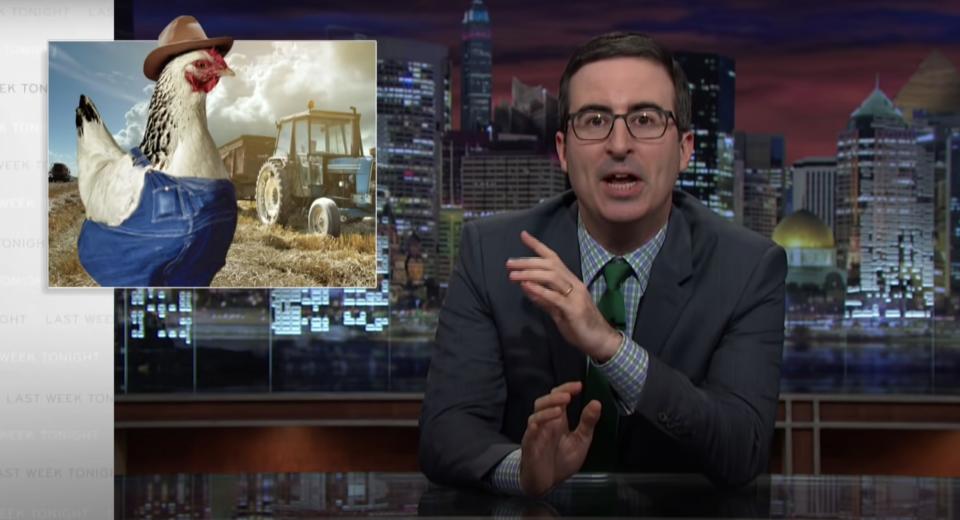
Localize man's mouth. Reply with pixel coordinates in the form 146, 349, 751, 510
602, 172, 641, 189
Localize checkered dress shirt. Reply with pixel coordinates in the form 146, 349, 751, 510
491, 215, 668, 493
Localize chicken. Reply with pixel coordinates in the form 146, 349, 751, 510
75, 48, 234, 226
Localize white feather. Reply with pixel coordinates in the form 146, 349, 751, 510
76, 99, 148, 226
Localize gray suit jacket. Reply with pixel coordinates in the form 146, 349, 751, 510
419, 189, 787, 489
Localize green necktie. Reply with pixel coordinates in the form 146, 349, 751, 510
582, 258, 632, 472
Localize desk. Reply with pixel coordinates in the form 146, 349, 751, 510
115, 472, 958, 518
116, 394, 960, 476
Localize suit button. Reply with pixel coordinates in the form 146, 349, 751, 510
658, 412, 669, 423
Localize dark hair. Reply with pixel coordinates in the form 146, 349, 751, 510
558, 32, 692, 135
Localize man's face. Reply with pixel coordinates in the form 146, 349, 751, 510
556, 57, 693, 235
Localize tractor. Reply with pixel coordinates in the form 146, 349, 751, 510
255, 101, 374, 237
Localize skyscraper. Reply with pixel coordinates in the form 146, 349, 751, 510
836, 87, 935, 319
894, 51, 960, 310
461, 0, 492, 132
738, 175, 777, 238
736, 162, 776, 237
791, 156, 838, 233
675, 52, 736, 220
461, 152, 566, 221
493, 77, 559, 153
377, 38, 450, 281
909, 114, 960, 310
440, 130, 489, 207
951, 131, 960, 303
735, 132, 786, 238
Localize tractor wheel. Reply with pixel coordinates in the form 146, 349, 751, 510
255, 160, 298, 226
308, 197, 341, 237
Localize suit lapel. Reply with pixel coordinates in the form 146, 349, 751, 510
539, 196, 587, 414
633, 201, 694, 359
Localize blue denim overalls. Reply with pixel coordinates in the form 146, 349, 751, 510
77, 148, 238, 287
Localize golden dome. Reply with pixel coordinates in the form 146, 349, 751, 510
772, 210, 835, 249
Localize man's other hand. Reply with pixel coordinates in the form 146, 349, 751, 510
519, 381, 601, 497
507, 231, 622, 362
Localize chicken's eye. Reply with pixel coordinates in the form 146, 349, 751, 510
195, 61, 207, 69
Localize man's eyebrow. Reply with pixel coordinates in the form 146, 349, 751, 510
629, 102, 667, 111
573, 103, 612, 113
573, 101, 669, 113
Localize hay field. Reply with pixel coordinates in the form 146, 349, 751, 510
47, 181, 376, 288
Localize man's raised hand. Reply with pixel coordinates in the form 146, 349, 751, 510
507, 231, 622, 363
519, 381, 603, 496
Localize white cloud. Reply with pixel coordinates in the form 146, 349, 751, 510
112, 84, 154, 151
206, 41, 377, 154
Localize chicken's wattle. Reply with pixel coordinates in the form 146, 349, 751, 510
187, 72, 220, 93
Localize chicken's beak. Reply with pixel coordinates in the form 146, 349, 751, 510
218, 66, 235, 77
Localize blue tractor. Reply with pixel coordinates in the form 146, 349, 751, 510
255, 102, 374, 237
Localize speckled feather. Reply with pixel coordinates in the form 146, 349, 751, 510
138, 69, 179, 171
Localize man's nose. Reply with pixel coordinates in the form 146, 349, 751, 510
605, 118, 632, 156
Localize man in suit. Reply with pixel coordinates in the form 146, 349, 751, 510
419, 32, 787, 497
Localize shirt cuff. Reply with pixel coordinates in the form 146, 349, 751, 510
590, 332, 649, 415
489, 448, 524, 495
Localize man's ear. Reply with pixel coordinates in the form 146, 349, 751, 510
678, 130, 694, 172
556, 130, 568, 173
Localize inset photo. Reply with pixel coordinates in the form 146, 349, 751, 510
48, 19, 377, 288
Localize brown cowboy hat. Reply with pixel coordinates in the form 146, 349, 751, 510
143, 15, 233, 81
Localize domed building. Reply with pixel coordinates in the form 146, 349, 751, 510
772, 210, 846, 317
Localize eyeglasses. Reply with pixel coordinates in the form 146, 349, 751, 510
567, 107, 677, 140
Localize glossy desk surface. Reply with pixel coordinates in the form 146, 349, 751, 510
115, 472, 959, 518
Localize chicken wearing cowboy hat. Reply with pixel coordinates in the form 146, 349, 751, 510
75, 15, 239, 287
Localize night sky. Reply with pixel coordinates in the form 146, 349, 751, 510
127, 0, 960, 164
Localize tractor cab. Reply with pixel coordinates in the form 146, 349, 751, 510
275, 102, 360, 157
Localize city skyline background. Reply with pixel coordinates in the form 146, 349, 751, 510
115, 0, 960, 395
125, 0, 960, 164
